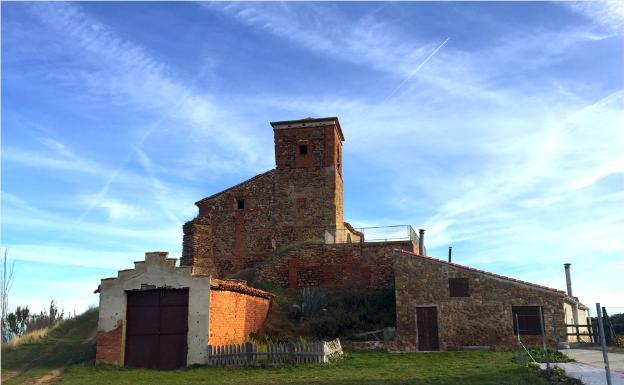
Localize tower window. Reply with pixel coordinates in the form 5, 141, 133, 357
237, 199, 245, 210
299, 144, 308, 155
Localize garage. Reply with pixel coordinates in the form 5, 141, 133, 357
95, 251, 273, 368
125, 289, 189, 369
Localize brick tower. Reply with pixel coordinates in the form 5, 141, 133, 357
271, 117, 345, 243
182, 117, 347, 277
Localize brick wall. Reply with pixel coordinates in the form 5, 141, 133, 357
95, 324, 123, 365
208, 290, 271, 346
256, 241, 416, 289
394, 251, 567, 350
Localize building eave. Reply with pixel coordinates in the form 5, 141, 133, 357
395, 249, 566, 295
270, 117, 345, 141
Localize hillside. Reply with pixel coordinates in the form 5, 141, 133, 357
1, 308, 98, 385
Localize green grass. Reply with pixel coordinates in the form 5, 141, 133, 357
56, 351, 552, 385
2, 309, 561, 385
1, 308, 98, 385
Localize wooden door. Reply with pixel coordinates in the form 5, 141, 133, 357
416, 306, 439, 351
125, 289, 189, 369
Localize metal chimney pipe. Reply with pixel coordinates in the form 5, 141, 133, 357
564, 263, 580, 329
564, 263, 573, 296
448, 247, 452, 263
418, 229, 425, 255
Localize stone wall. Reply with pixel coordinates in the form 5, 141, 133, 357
182, 118, 347, 281
273, 123, 344, 233
256, 241, 416, 289
394, 250, 567, 351
183, 170, 277, 277
208, 289, 271, 346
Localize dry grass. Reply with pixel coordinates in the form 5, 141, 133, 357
2, 326, 57, 350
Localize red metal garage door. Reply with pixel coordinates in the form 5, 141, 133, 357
125, 289, 189, 369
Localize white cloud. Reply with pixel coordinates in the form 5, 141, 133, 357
28, 2, 264, 171
565, 1, 624, 33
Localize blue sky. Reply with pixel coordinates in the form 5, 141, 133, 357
1, 1, 623, 315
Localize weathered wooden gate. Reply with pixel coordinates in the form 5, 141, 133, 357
416, 306, 439, 351
125, 289, 189, 369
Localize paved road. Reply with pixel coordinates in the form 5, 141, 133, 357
564, 349, 624, 375
539, 349, 624, 385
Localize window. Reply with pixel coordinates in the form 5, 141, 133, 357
299, 144, 308, 155
236, 199, 245, 210
512, 306, 543, 335
449, 278, 470, 297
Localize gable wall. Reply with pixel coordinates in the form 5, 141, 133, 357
95, 252, 212, 366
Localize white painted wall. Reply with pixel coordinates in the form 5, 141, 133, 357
98, 251, 211, 366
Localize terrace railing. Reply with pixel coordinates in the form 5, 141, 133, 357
328, 225, 419, 244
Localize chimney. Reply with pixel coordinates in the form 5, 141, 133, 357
564, 263, 573, 296
448, 246, 452, 263
564, 263, 580, 328
418, 229, 425, 255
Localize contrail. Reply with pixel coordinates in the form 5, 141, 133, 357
385, 37, 450, 101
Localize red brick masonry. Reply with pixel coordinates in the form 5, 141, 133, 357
209, 279, 273, 346
95, 323, 123, 365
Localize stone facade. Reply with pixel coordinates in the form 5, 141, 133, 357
394, 250, 568, 351
182, 171, 276, 276
182, 117, 387, 285
256, 241, 416, 289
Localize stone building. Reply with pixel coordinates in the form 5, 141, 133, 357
96, 116, 590, 364
393, 250, 587, 351
182, 117, 423, 289
95, 252, 272, 369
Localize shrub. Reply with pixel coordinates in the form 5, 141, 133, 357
527, 348, 574, 363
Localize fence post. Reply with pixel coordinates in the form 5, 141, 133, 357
603, 307, 617, 344
538, 307, 550, 380
288, 342, 295, 365
574, 324, 579, 343
245, 342, 253, 366
596, 303, 613, 385
587, 316, 594, 344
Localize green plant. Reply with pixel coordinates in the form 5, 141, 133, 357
526, 348, 574, 363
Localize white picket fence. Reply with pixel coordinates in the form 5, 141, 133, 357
207, 339, 343, 366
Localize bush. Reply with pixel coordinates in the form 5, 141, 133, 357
527, 348, 574, 363
253, 286, 396, 341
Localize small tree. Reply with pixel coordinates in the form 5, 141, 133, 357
5, 306, 29, 337
25, 300, 64, 332
1, 249, 16, 342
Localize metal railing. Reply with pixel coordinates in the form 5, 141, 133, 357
328, 225, 419, 244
